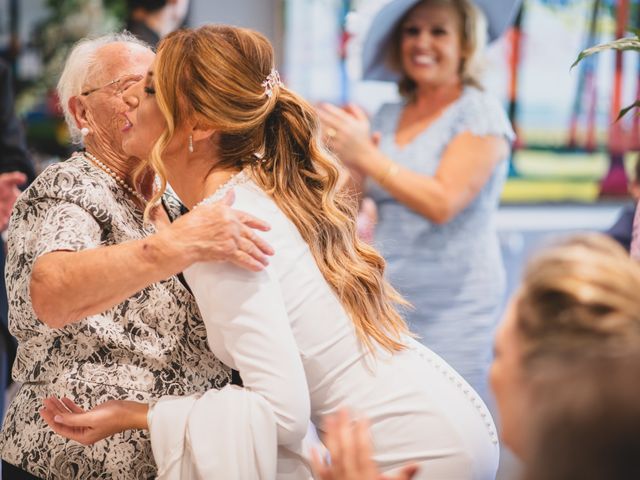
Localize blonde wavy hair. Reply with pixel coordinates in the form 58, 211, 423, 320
387, 0, 488, 97
142, 24, 410, 353
515, 234, 640, 362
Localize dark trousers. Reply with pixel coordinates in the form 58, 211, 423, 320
2, 461, 42, 480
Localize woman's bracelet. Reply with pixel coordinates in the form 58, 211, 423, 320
377, 161, 400, 188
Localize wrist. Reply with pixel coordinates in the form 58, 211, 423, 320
375, 160, 400, 188
121, 401, 149, 430
351, 141, 378, 171
140, 231, 193, 275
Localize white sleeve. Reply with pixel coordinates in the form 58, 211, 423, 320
185, 261, 311, 447
149, 387, 278, 480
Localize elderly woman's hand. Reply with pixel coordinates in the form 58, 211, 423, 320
161, 190, 274, 272
311, 409, 419, 480
317, 103, 377, 170
40, 397, 148, 446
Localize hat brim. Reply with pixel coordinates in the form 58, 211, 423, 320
361, 0, 522, 82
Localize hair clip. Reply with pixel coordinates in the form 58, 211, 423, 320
262, 68, 284, 98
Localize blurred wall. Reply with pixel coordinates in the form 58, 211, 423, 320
190, 0, 284, 67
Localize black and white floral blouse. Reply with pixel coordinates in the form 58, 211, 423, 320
0, 154, 231, 479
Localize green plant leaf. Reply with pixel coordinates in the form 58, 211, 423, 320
616, 100, 640, 122
629, 28, 640, 39
572, 37, 640, 69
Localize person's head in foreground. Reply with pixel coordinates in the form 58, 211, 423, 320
522, 348, 640, 480
123, 24, 408, 352
490, 233, 640, 458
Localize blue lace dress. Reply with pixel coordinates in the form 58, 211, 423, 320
367, 86, 514, 394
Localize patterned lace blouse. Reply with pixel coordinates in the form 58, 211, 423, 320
0, 154, 231, 479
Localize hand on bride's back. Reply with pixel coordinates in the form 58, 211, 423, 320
161, 190, 275, 272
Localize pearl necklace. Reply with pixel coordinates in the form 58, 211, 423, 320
82, 151, 147, 205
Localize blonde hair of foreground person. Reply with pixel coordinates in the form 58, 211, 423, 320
137, 24, 410, 353
523, 347, 640, 480
516, 233, 640, 362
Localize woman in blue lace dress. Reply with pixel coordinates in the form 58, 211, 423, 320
318, 0, 517, 393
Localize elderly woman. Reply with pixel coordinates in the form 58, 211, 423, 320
0, 32, 272, 479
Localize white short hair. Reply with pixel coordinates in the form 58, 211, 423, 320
57, 32, 151, 144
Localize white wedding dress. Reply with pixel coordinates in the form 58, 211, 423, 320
148, 171, 499, 480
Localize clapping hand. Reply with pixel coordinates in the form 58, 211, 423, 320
311, 409, 419, 480
0, 171, 27, 231
317, 103, 377, 170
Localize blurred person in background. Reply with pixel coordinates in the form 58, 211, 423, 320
317, 0, 518, 394
606, 155, 640, 251
126, 0, 191, 47
0, 57, 36, 423
0, 32, 271, 480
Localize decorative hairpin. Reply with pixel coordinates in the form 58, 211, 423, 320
262, 68, 284, 98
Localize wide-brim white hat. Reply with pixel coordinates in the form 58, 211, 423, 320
361, 0, 522, 81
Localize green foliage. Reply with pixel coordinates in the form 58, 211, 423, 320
17, 0, 127, 114
572, 35, 640, 69
573, 34, 640, 120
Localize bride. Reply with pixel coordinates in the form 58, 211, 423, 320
40, 25, 498, 480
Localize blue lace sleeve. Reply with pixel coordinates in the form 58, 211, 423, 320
452, 88, 515, 143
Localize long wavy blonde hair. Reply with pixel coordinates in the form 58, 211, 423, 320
141, 25, 410, 353
516, 234, 640, 362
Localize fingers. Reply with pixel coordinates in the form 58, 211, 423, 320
380, 464, 420, 480
221, 189, 236, 206
335, 409, 359, 477
353, 417, 376, 476
318, 102, 352, 121
230, 249, 267, 273
238, 236, 269, 267
43, 397, 72, 417
317, 110, 343, 134
61, 397, 86, 414
240, 224, 273, 255
310, 448, 333, 480
42, 397, 95, 429
235, 210, 272, 233
344, 103, 368, 122
398, 464, 420, 480
0, 171, 27, 186
320, 409, 379, 480
40, 399, 94, 445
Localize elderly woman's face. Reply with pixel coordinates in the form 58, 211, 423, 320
399, 2, 464, 89
79, 43, 154, 156
489, 296, 530, 458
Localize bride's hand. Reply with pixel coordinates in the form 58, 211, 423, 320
39, 397, 149, 445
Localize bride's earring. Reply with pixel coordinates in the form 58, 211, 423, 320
188, 134, 194, 153
81, 127, 90, 137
